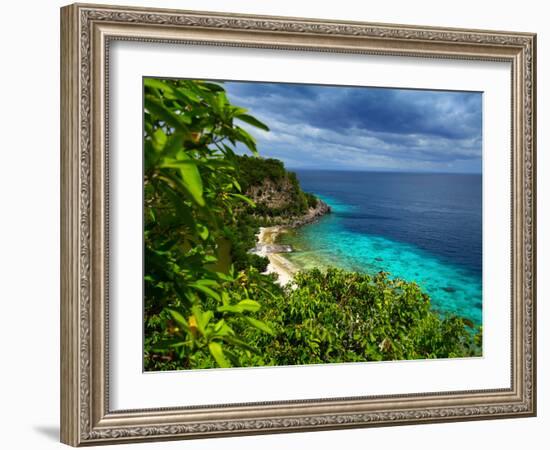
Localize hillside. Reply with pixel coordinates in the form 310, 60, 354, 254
235, 155, 325, 219
226, 155, 330, 272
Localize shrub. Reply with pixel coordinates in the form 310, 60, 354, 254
238, 268, 481, 366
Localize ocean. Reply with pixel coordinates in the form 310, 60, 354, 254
278, 170, 482, 325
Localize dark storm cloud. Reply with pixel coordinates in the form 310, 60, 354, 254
223, 80, 482, 173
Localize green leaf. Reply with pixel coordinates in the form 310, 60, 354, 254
163, 132, 185, 158
233, 126, 258, 156
199, 81, 226, 92
214, 319, 226, 333
191, 306, 214, 335
166, 309, 189, 331
208, 342, 231, 368
228, 193, 256, 207
236, 113, 270, 131
232, 179, 242, 192
213, 92, 228, 113
193, 278, 219, 288
144, 78, 173, 93
157, 181, 196, 228
244, 317, 274, 335
236, 299, 261, 312
152, 128, 167, 152
144, 95, 190, 133
222, 336, 260, 354
161, 155, 205, 206
222, 144, 236, 157
175, 87, 201, 103
212, 320, 235, 337
217, 304, 244, 313
144, 140, 158, 171
152, 339, 187, 351
188, 283, 221, 302
215, 272, 234, 282
145, 78, 201, 105
197, 223, 209, 240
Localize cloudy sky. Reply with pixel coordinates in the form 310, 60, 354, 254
224, 81, 482, 173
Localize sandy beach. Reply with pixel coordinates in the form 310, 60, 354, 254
252, 227, 297, 286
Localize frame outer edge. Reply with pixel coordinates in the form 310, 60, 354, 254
61, 4, 81, 447
61, 2, 537, 445
529, 33, 536, 416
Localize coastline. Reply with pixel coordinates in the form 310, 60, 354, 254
254, 226, 297, 286
251, 199, 330, 285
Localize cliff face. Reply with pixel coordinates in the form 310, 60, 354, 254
235, 155, 331, 224
244, 177, 331, 227
245, 177, 299, 211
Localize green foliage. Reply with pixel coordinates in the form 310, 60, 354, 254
241, 269, 481, 366
143, 78, 275, 370
143, 77, 481, 372
223, 213, 268, 273
233, 155, 287, 191
304, 192, 318, 209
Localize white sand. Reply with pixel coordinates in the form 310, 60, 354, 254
253, 226, 297, 286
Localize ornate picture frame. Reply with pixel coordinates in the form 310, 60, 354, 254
60, 3, 536, 446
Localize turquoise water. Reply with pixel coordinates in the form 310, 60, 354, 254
279, 186, 482, 325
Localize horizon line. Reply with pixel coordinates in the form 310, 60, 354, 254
285, 167, 482, 175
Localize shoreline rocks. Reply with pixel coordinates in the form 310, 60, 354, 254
287, 199, 331, 228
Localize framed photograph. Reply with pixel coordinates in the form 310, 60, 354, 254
60, 3, 536, 446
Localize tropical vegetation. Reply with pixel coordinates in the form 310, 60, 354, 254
143, 77, 482, 371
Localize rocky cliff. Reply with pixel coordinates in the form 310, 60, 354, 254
235, 155, 331, 223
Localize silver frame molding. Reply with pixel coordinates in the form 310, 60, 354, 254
60, 3, 536, 446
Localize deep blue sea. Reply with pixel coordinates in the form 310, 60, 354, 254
279, 171, 482, 325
